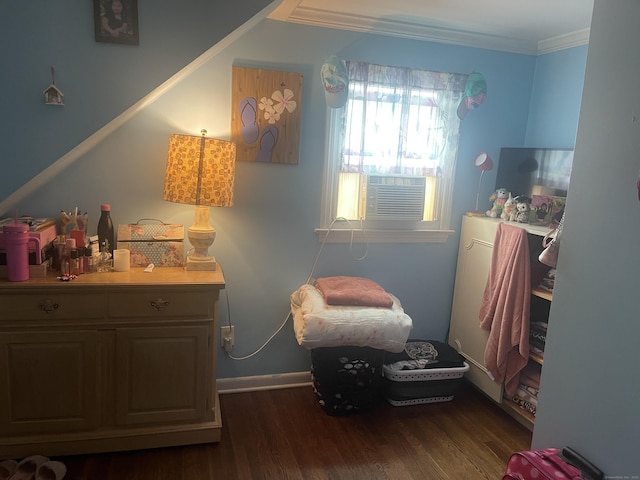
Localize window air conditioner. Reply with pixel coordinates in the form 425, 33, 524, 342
359, 174, 426, 221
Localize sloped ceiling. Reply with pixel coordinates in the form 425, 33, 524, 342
269, 0, 594, 55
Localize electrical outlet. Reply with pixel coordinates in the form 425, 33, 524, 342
220, 325, 234, 351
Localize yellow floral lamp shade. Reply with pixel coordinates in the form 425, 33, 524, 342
163, 134, 236, 207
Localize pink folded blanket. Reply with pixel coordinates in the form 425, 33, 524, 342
315, 276, 393, 308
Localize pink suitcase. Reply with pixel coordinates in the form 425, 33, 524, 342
503, 447, 603, 480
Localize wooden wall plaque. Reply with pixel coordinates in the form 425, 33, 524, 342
231, 66, 303, 164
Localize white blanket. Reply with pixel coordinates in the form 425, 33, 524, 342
290, 284, 413, 353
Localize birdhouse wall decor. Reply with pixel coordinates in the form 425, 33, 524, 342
44, 66, 64, 105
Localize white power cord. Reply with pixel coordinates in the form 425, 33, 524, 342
224, 217, 369, 361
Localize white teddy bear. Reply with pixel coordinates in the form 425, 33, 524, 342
501, 193, 516, 221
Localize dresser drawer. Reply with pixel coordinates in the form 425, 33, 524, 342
108, 289, 212, 318
0, 291, 104, 321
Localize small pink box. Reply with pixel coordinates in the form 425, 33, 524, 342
117, 222, 184, 267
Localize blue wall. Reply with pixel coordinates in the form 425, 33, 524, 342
0, 0, 272, 202
527, 46, 589, 147
0, 4, 586, 380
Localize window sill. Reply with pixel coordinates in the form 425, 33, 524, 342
314, 228, 455, 244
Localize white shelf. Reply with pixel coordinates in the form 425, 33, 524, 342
464, 215, 555, 237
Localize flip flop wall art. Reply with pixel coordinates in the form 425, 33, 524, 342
231, 66, 303, 164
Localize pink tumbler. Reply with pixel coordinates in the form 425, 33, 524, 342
3, 224, 30, 282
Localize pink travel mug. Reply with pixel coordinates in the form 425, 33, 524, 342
3, 224, 30, 282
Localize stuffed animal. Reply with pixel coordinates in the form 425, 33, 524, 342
486, 188, 510, 218
513, 195, 531, 223
501, 193, 516, 221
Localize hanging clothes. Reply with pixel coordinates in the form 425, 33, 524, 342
479, 223, 531, 396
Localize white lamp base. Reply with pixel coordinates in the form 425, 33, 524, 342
185, 255, 217, 271
185, 205, 218, 271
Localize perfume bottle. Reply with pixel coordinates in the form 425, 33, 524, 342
97, 240, 113, 273
60, 238, 76, 276
84, 246, 94, 273
70, 249, 81, 276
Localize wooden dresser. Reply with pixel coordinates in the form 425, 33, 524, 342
0, 267, 225, 458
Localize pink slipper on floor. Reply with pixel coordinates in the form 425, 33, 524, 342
8, 456, 49, 480
0, 460, 18, 480
35, 461, 66, 480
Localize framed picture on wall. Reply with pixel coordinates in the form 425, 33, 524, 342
230, 66, 303, 164
93, 0, 139, 45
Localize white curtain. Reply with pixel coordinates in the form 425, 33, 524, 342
339, 61, 466, 179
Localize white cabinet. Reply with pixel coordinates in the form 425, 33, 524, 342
0, 268, 225, 458
0, 330, 100, 436
115, 325, 210, 426
449, 216, 503, 402
449, 215, 551, 429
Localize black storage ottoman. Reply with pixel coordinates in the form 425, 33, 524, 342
310, 346, 386, 416
383, 340, 469, 406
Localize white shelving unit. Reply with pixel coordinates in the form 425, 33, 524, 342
448, 215, 554, 430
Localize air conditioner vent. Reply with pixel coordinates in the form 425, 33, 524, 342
360, 175, 426, 221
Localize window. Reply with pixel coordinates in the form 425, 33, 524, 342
321, 61, 468, 242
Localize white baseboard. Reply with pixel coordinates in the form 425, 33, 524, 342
217, 371, 312, 394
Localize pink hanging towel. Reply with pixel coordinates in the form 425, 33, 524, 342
479, 223, 531, 396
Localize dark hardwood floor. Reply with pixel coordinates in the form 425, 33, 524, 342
55, 382, 531, 479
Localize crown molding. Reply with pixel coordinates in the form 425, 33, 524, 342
268, 0, 302, 22
269, 5, 590, 56
537, 28, 590, 55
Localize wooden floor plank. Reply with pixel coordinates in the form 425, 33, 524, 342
43, 382, 530, 479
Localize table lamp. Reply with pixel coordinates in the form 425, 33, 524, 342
163, 130, 236, 270
473, 152, 493, 213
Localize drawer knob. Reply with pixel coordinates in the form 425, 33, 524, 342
150, 298, 170, 311
39, 300, 60, 313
